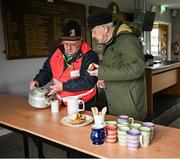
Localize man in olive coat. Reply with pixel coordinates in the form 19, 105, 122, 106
87, 11, 147, 120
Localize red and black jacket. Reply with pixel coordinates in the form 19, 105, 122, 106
34, 41, 99, 105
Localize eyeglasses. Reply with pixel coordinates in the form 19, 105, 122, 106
63, 42, 79, 48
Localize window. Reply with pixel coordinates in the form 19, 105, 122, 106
151, 25, 159, 56
151, 23, 168, 60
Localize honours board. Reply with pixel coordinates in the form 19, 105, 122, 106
1, 0, 85, 59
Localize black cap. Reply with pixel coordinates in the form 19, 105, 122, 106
87, 11, 112, 29
62, 20, 82, 40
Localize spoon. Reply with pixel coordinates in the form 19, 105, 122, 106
101, 107, 107, 115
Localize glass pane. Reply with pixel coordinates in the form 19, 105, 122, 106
151, 28, 159, 56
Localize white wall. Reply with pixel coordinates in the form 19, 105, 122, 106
0, 0, 173, 97
0, 58, 47, 96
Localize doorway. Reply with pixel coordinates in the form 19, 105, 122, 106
150, 22, 171, 61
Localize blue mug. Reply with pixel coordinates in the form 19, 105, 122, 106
90, 124, 105, 145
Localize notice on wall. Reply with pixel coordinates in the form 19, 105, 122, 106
1, 0, 85, 59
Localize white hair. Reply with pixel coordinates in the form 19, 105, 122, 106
106, 22, 114, 28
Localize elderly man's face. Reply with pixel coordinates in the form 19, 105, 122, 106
63, 40, 82, 55
91, 25, 108, 44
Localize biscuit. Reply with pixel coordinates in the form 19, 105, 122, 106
88, 63, 95, 71
69, 113, 86, 125
69, 119, 85, 125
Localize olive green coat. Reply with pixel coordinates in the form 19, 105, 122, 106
98, 22, 147, 120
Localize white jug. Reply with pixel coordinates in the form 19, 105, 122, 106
67, 96, 85, 115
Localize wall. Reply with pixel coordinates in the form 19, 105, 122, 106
171, 9, 180, 61
0, 0, 173, 97
141, 1, 172, 58
0, 0, 135, 97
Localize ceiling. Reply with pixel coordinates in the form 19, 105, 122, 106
143, 0, 180, 9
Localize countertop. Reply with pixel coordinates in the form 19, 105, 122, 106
145, 60, 180, 71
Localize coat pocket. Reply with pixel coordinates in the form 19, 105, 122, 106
106, 84, 138, 117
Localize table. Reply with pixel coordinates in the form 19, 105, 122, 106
145, 61, 180, 117
0, 93, 180, 158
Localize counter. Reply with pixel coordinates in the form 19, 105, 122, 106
145, 61, 180, 117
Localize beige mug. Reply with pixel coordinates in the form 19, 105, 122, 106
67, 96, 85, 115
139, 126, 151, 147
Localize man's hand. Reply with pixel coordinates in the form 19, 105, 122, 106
97, 80, 105, 88
48, 78, 63, 96
29, 80, 39, 90
87, 63, 99, 77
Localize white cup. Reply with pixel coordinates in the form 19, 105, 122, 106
51, 100, 59, 113
94, 114, 105, 125
67, 96, 85, 115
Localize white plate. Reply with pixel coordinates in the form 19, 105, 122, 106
60, 114, 93, 127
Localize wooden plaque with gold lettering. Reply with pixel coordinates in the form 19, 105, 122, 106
1, 0, 85, 59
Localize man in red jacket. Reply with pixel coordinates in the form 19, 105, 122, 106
29, 20, 99, 110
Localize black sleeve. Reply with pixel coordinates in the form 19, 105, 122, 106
33, 48, 56, 87
63, 51, 99, 92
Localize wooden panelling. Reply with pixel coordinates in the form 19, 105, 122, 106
152, 69, 178, 93
2, 0, 86, 59
145, 61, 180, 116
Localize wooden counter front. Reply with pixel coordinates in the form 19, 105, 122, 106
0, 93, 180, 158
145, 61, 180, 116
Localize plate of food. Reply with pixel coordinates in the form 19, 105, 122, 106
60, 113, 93, 127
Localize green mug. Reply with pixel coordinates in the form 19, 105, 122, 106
130, 123, 142, 130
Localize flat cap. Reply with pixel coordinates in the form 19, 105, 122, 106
87, 11, 112, 29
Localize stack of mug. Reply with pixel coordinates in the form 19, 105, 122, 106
117, 115, 134, 146
90, 113, 155, 147
117, 115, 155, 150
139, 126, 152, 147
142, 122, 155, 141
127, 129, 141, 150
117, 115, 132, 145
117, 126, 130, 145
105, 124, 117, 143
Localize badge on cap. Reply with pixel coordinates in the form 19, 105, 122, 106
70, 29, 75, 37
